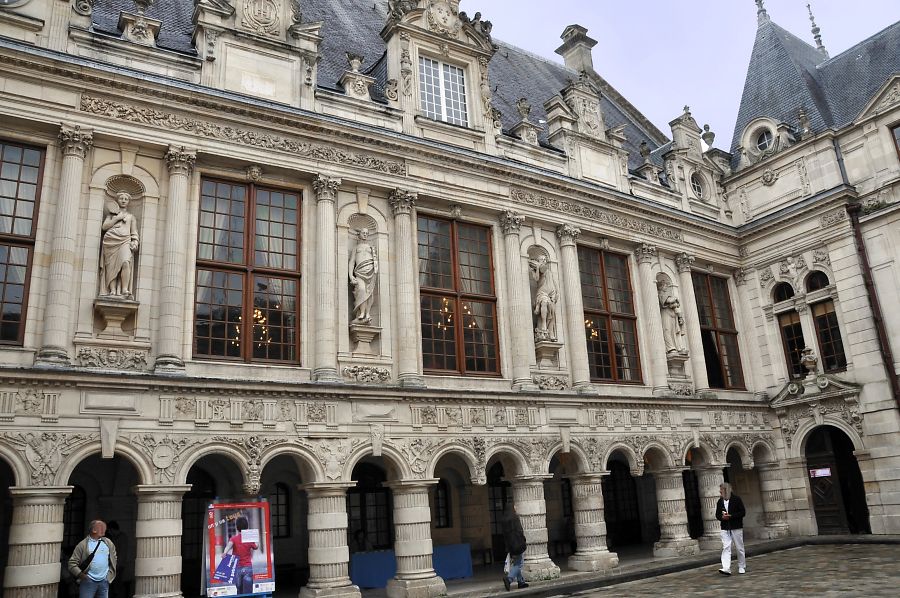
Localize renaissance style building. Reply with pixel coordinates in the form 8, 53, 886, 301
0, 1, 899, 597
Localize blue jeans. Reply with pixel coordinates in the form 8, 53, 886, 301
237, 565, 254, 593
80, 578, 109, 598
507, 553, 525, 584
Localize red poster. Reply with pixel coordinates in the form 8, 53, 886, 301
204, 500, 275, 597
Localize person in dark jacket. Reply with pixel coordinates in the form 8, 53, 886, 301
715, 482, 747, 575
501, 503, 529, 591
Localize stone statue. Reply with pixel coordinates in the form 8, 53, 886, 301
800, 346, 818, 377
658, 276, 686, 354
100, 191, 139, 298
529, 255, 558, 342
349, 228, 378, 324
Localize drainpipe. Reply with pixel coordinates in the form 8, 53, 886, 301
834, 138, 900, 408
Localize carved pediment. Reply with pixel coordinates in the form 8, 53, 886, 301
383, 0, 495, 55
770, 373, 861, 410
194, 0, 236, 18
856, 75, 900, 120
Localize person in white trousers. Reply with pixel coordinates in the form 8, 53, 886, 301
715, 482, 747, 575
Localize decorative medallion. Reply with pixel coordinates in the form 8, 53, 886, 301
761, 167, 778, 186
242, 0, 280, 36
427, 1, 461, 36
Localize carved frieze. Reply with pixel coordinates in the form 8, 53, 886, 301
80, 96, 407, 176
533, 375, 568, 390
510, 188, 683, 242
342, 365, 390, 383
0, 432, 97, 485
130, 434, 204, 484
77, 347, 149, 370
819, 208, 847, 228
297, 438, 362, 481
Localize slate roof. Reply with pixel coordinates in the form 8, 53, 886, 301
730, 15, 900, 168
90, 0, 664, 168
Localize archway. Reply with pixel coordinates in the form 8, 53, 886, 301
805, 425, 870, 534
601, 451, 655, 550
181, 453, 245, 597
0, 458, 13, 591
65, 454, 141, 598
486, 461, 512, 562
545, 453, 578, 561
682, 448, 706, 539
723, 446, 765, 539
260, 454, 310, 591
430, 452, 480, 580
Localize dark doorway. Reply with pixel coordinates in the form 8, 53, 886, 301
182, 465, 216, 597
681, 469, 704, 539
601, 458, 642, 548
805, 426, 870, 534
487, 462, 511, 562
348, 462, 393, 551
0, 459, 13, 592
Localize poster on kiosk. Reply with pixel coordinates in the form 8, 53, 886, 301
203, 500, 276, 597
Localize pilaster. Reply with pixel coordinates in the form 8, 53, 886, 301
301, 482, 360, 598
312, 174, 342, 383
390, 189, 425, 388
512, 475, 560, 581
154, 145, 197, 373
652, 468, 700, 557
2, 487, 72, 598
133, 484, 191, 598
500, 211, 537, 391
36, 124, 93, 366
567, 474, 618, 572
556, 225, 593, 393
383, 480, 446, 598
635, 244, 670, 395
677, 253, 710, 394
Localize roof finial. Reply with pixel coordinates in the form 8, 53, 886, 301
755, 0, 769, 25
807, 3, 830, 59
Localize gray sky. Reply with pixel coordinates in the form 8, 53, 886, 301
469, 0, 900, 149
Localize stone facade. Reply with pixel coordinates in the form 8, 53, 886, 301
0, 1, 898, 597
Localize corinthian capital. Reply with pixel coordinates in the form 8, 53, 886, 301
312, 174, 341, 202
165, 145, 196, 176
389, 188, 417, 217
675, 252, 695, 273
555, 223, 580, 247
58, 124, 93, 159
634, 243, 656, 264
499, 210, 525, 236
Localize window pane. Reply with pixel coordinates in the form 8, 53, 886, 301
578, 247, 604, 311
198, 180, 245, 264
254, 187, 300, 271
585, 315, 612, 380
0, 242, 29, 342
778, 311, 806, 378
461, 300, 498, 373
251, 276, 298, 362
421, 294, 457, 371
0, 141, 41, 238
894, 126, 900, 155
604, 253, 634, 315
813, 301, 847, 372
456, 223, 492, 295
419, 56, 442, 121
418, 216, 454, 289
611, 317, 641, 382
442, 63, 468, 127
718, 332, 745, 388
194, 268, 243, 358
692, 273, 714, 327
710, 277, 735, 329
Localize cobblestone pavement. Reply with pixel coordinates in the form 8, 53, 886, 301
574, 544, 899, 597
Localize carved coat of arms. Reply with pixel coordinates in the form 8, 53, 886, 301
243, 0, 280, 36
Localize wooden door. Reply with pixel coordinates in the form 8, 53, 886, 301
808, 461, 849, 534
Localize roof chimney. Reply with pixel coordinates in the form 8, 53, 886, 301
555, 25, 597, 72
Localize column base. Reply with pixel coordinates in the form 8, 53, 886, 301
698, 534, 721, 550
567, 550, 619, 572
759, 524, 790, 539
398, 374, 426, 388
34, 347, 69, 367
385, 575, 446, 598
300, 584, 361, 598
651, 385, 674, 398
313, 368, 342, 383
522, 558, 561, 581
653, 537, 700, 557
512, 378, 538, 392
574, 383, 599, 395
154, 355, 185, 374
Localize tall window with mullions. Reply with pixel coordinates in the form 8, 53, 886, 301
418, 215, 499, 375
577, 246, 642, 383
692, 272, 745, 389
194, 179, 300, 363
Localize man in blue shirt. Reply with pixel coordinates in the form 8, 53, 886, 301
68, 520, 118, 598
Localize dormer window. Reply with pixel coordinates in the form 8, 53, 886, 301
756, 129, 774, 151
419, 56, 468, 127
690, 173, 705, 199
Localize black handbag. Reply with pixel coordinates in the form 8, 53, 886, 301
79, 538, 103, 572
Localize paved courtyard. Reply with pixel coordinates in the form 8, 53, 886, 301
574, 544, 899, 597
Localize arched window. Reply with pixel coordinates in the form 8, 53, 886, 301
773, 282, 795, 303
269, 482, 290, 538
806, 271, 830, 292
690, 173, 704, 199
433, 478, 451, 528
756, 129, 773, 151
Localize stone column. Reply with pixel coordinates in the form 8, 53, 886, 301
155, 146, 197, 372
312, 174, 342, 382
301, 482, 359, 598
567, 474, 618, 572
756, 462, 790, 539
733, 269, 767, 396
555, 225, 592, 392
635, 244, 670, 395
676, 253, 710, 394
36, 124, 93, 365
383, 480, 446, 598
133, 484, 191, 597
2, 487, 71, 598
390, 189, 424, 387
500, 211, 537, 390
695, 465, 725, 549
512, 475, 560, 581
652, 468, 699, 557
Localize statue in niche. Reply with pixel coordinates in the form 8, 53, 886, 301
657, 275, 686, 354
349, 228, 378, 324
100, 191, 140, 299
529, 254, 558, 342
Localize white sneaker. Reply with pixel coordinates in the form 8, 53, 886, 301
738, 567, 746, 574
718, 568, 731, 576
